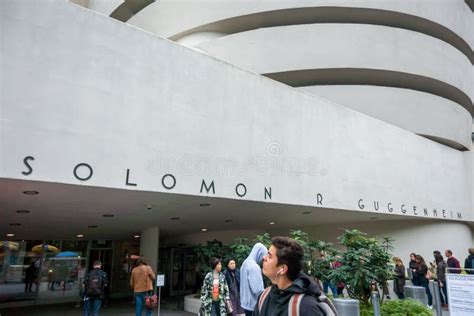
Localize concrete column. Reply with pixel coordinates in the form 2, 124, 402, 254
140, 226, 159, 274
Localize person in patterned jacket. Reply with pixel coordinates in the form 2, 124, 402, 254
200, 258, 230, 316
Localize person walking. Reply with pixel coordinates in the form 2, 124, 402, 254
224, 259, 245, 316
408, 253, 419, 286
445, 250, 461, 274
253, 236, 336, 316
83, 261, 108, 316
414, 255, 433, 309
464, 248, 474, 274
434, 253, 448, 308
240, 243, 267, 316
24, 262, 37, 293
199, 258, 230, 316
319, 252, 338, 297
392, 257, 405, 299
130, 259, 156, 316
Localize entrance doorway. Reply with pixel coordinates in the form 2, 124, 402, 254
87, 242, 113, 303
88, 249, 113, 278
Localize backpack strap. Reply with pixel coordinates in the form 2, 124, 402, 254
288, 293, 305, 316
258, 286, 272, 313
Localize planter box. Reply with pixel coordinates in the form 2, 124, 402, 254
184, 293, 200, 314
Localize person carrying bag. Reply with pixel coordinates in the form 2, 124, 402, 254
130, 258, 156, 316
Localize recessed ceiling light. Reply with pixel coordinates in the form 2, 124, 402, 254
170, 217, 180, 220
16, 210, 30, 214
201, 228, 208, 232
200, 203, 210, 207
6, 233, 15, 237
102, 214, 114, 218
269, 222, 275, 225
23, 190, 39, 195
76, 234, 84, 238
224, 219, 233, 223
88, 225, 98, 228
9, 223, 21, 226
133, 235, 140, 239
302, 211, 311, 215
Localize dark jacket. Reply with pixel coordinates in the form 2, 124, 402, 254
447, 256, 461, 274
465, 254, 474, 274
83, 268, 108, 299
436, 261, 447, 282
224, 268, 240, 292
25, 263, 37, 282
409, 260, 419, 285
393, 264, 405, 294
253, 273, 325, 316
224, 268, 245, 315
415, 264, 429, 285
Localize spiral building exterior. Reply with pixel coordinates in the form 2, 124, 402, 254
0, 0, 473, 306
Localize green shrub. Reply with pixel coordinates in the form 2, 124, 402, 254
381, 299, 432, 316
360, 299, 432, 316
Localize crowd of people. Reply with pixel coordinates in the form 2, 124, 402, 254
197, 244, 474, 315
79, 244, 474, 316
198, 238, 337, 316
391, 248, 474, 310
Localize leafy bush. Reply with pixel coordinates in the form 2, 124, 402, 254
360, 299, 431, 316
330, 230, 393, 306
381, 299, 432, 316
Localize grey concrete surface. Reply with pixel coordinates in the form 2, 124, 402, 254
0, 298, 194, 316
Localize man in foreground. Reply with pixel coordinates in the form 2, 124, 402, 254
254, 237, 337, 316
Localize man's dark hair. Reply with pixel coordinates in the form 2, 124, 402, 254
211, 258, 221, 270
136, 258, 147, 266
271, 236, 304, 281
446, 249, 453, 256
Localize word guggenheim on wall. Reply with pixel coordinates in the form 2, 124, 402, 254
20, 156, 463, 220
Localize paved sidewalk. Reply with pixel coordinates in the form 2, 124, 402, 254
0, 299, 195, 316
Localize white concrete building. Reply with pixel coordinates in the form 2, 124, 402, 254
0, 0, 473, 304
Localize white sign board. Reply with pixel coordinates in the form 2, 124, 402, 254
156, 274, 165, 287
447, 273, 474, 316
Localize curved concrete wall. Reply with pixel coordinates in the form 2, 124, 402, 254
123, 0, 474, 150
128, 0, 474, 52
70, 0, 124, 16
299, 86, 472, 150
2, 0, 472, 224
195, 25, 472, 98
195, 24, 472, 149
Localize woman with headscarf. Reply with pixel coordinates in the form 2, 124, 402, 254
200, 258, 230, 316
224, 259, 245, 316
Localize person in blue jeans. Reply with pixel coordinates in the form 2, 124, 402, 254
130, 259, 156, 316
322, 279, 338, 297
83, 261, 108, 316
134, 292, 152, 316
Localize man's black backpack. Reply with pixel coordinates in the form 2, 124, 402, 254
86, 269, 104, 296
